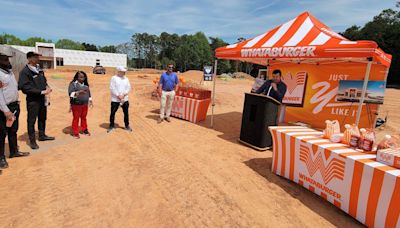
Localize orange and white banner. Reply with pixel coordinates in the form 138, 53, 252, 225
171, 96, 211, 123
271, 62, 388, 129
269, 126, 400, 228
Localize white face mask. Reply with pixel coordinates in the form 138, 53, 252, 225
28, 64, 39, 73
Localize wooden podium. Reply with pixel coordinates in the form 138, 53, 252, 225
238, 93, 281, 150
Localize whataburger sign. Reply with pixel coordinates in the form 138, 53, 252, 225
241, 46, 316, 58
215, 11, 392, 128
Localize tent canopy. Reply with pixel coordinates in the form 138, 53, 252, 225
215, 12, 391, 67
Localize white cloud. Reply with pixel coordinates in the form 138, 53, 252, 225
0, 0, 397, 45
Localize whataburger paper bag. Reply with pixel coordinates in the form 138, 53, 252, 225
343, 124, 360, 145
323, 120, 340, 139
377, 148, 400, 168
377, 135, 399, 150
358, 128, 376, 151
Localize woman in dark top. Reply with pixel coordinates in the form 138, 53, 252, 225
68, 71, 93, 139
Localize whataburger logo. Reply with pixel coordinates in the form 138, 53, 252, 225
283, 71, 307, 94
172, 99, 184, 115
204, 66, 212, 74
299, 144, 345, 184
241, 46, 316, 58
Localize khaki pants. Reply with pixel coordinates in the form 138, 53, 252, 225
160, 90, 175, 119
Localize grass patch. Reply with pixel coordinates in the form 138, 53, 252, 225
51, 74, 64, 80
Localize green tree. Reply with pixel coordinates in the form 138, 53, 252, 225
341, 25, 361, 40
82, 42, 98, 51
160, 57, 175, 69
209, 37, 231, 74
55, 39, 84, 50
174, 32, 212, 71
173, 34, 191, 72
342, 7, 400, 86
143, 33, 160, 68
0, 33, 23, 45
0, 34, 51, 46
23, 37, 52, 46
131, 33, 145, 68
99, 45, 117, 53
131, 33, 160, 68
159, 32, 180, 62
193, 32, 212, 67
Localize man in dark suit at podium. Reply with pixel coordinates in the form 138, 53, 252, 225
255, 69, 287, 103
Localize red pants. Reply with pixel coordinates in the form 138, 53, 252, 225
71, 104, 88, 135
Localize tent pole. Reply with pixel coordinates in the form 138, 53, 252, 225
355, 59, 373, 126
373, 67, 390, 128
211, 59, 218, 128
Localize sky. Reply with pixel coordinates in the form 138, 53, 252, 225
338, 81, 386, 94
0, 0, 397, 46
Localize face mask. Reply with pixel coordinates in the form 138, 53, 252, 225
0, 63, 11, 71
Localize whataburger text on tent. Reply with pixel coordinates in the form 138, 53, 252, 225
241, 46, 317, 58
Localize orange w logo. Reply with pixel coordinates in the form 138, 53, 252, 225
299, 144, 345, 184
283, 71, 307, 94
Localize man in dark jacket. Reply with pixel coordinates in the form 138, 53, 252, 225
255, 69, 287, 103
0, 53, 29, 170
18, 52, 55, 149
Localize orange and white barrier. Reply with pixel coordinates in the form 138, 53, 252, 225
269, 126, 400, 228
171, 96, 211, 123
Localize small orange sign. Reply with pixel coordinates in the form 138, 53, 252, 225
281, 71, 308, 106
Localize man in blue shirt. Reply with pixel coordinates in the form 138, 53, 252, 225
158, 64, 179, 123
255, 69, 287, 103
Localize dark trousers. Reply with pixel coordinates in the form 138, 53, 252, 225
109, 101, 129, 128
27, 100, 47, 142
0, 102, 20, 158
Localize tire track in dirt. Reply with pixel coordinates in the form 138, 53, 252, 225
121, 114, 256, 227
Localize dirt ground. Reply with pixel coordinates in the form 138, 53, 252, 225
0, 68, 398, 228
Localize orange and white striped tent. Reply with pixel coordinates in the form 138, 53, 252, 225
215, 11, 391, 67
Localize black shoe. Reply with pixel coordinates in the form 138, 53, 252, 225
0, 158, 8, 169
125, 126, 133, 132
10, 151, 30, 158
83, 129, 91, 136
38, 135, 55, 141
107, 127, 114, 133
29, 141, 39, 150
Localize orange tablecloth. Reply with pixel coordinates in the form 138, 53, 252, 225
269, 126, 400, 228
171, 96, 211, 123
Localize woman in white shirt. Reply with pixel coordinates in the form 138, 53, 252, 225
108, 66, 132, 133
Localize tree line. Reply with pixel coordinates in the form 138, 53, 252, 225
117, 32, 248, 74
0, 32, 252, 74
341, 2, 400, 86
0, 34, 117, 53
0, 2, 399, 85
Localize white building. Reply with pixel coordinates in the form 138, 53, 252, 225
0, 42, 127, 75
